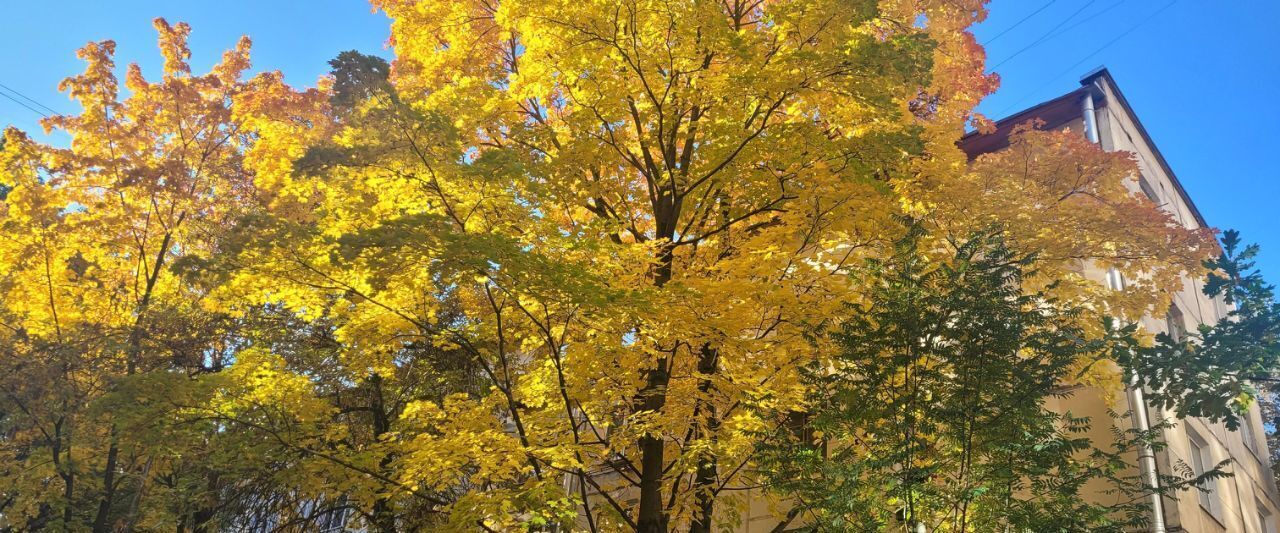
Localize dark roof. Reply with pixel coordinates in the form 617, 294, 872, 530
959, 86, 1092, 156
959, 67, 1208, 228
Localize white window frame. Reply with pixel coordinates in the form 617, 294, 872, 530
1241, 411, 1260, 455
1188, 430, 1222, 520
1259, 501, 1277, 533
1105, 268, 1126, 291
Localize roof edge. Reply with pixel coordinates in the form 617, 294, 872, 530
1079, 68, 1209, 228
961, 86, 1089, 142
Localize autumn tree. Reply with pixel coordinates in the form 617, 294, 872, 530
0, 19, 263, 531
756, 224, 1220, 532
201, 0, 1002, 530
0, 133, 9, 199
908, 121, 1214, 325
187, 1, 1216, 530
0, 1, 1230, 532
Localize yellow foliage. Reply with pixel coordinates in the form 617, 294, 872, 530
0, 2, 1216, 531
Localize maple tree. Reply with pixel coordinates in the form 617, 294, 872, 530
206, 1, 998, 530
0, 19, 260, 531
908, 121, 1215, 323
0, 1, 1239, 531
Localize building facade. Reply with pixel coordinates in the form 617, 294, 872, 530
720, 69, 1280, 533
960, 68, 1279, 533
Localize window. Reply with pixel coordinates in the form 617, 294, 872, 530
317, 506, 350, 533
1166, 304, 1187, 343
1138, 175, 1161, 203
785, 410, 821, 451
1189, 432, 1222, 519
1241, 412, 1259, 455
1260, 502, 1277, 533
1105, 268, 1126, 291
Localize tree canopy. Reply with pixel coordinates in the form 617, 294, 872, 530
0, 2, 1253, 532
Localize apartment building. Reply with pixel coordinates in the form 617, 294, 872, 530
723, 68, 1279, 533
957, 67, 1279, 533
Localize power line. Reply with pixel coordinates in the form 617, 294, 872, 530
0, 87, 48, 118
983, 0, 1057, 45
992, 0, 1181, 118
991, 0, 1096, 69
1035, 0, 1128, 46
0, 81, 59, 115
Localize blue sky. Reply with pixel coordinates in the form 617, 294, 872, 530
1, 1, 1276, 280
973, 0, 1280, 283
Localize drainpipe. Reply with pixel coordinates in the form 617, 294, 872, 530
1087, 90, 1167, 533
1082, 91, 1100, 144
1129, 383, 1168, 533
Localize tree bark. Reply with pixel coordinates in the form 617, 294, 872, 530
91, 429, 120, 532
370, 373, 399, 533
688, 345, 720, 533
636, 242, 676, 533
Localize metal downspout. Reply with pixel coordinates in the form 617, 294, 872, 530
1086, 88, 1168, 533
1083, 92, 1100, 144
1129, 384, 1168, 533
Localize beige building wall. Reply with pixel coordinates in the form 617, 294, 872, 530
1088, 74, 1280, 533
721, 75, 1280, 532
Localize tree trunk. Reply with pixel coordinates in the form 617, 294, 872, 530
91, 430, 120, 532
370, 373, 399, 533
636, 243, 676, 533
688, 345, 720, 533
636, 361, 671, 533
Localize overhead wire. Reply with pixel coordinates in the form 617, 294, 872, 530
0, 81, 59, 116
1031, 0, 1129, 48
0, 88, 48, 118
990, 0, 1096, 69
983, 0, 1058, 45
991, 0, 1182, 118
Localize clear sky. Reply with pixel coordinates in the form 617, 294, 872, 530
972, 0, 1280, 283
1, 1, 1276, 280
